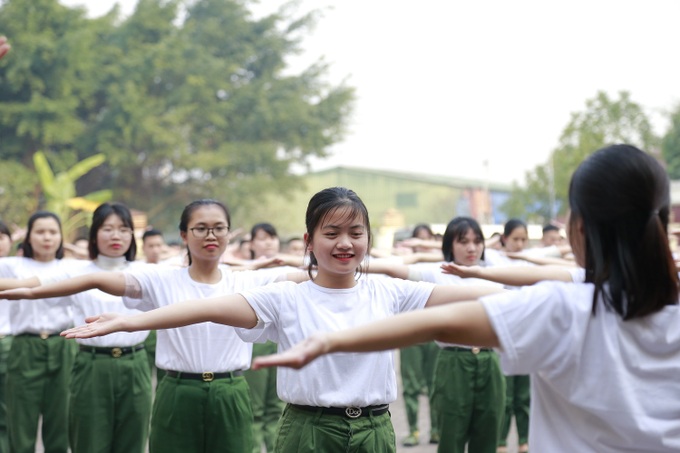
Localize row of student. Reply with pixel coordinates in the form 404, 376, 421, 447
0, 196, 585, 453
0, 199, 610, 453
0, 188, 506, 453
30, 143, 679, 453
2, 224, 306, 267
0, 202, 310, 453
0, 210, 307, 453
2, 143, 678, 453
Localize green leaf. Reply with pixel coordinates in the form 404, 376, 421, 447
65, 153, 106, 181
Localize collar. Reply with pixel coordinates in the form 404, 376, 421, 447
95, 255, 129, 271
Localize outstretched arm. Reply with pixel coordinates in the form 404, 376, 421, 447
424, 284, 506, 307
0, 276, 41, 291
253, 301, 497, 370
364, 259, 410, 279
505, 252, 576, 267
441, 262, 574, 286
399, 252, 444, 265
397, 238, 442, 250
61, 293, 258, 339
0, 272, 126, 300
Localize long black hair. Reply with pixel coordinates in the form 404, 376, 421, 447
568, 144, 678, 319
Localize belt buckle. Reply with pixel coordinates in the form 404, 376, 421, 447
471, 347, 480, 355
202, 372, 214, 382
39, 331, 50, 340
111, 347, 123, 358
345, 406, 362, 419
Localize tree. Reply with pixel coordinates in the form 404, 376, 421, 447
0, 0, 103, 165
79, 0, 354, 229
0, 0, 354, 233
0, 160, 38, 227
502, 91, 658, 222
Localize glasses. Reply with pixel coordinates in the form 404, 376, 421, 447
189, 226, 229, 238
99, 227, 133, 237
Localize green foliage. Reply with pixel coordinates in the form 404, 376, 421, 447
32, 151, 111, 239
502, 91, 659, 222
662, 103, 680, 179
0, 160, 39, 227
0, 0, 354, 232
0, 0, 100, 163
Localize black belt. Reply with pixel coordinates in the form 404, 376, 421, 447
290, 403, 390, 419
18, 332, 60, 340
79, 344, 145, 358
165, 370, 244, 382
444, 346, 493, 355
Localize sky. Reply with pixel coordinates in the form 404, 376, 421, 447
59, 0, 680, 185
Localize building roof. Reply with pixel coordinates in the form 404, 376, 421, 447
310, 166, 513, 192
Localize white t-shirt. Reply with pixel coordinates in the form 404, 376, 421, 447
123, 265, 282, 372
0, 257, 82, 335
484, 248, 534, 268
481, 282, 680, 452
522, 245, 562, 258
569, 267, 585, 283
236, 278, 435, 407
413, 262, 502, 348
61, 260, 150, 347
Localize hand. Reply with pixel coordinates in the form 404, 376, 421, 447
251, 332, 329, 370
61, 312, 123, 339
440, 262, 480, 278
10, 225, 26, 242
0, 288, 33, 300
0, 36, 10, 60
